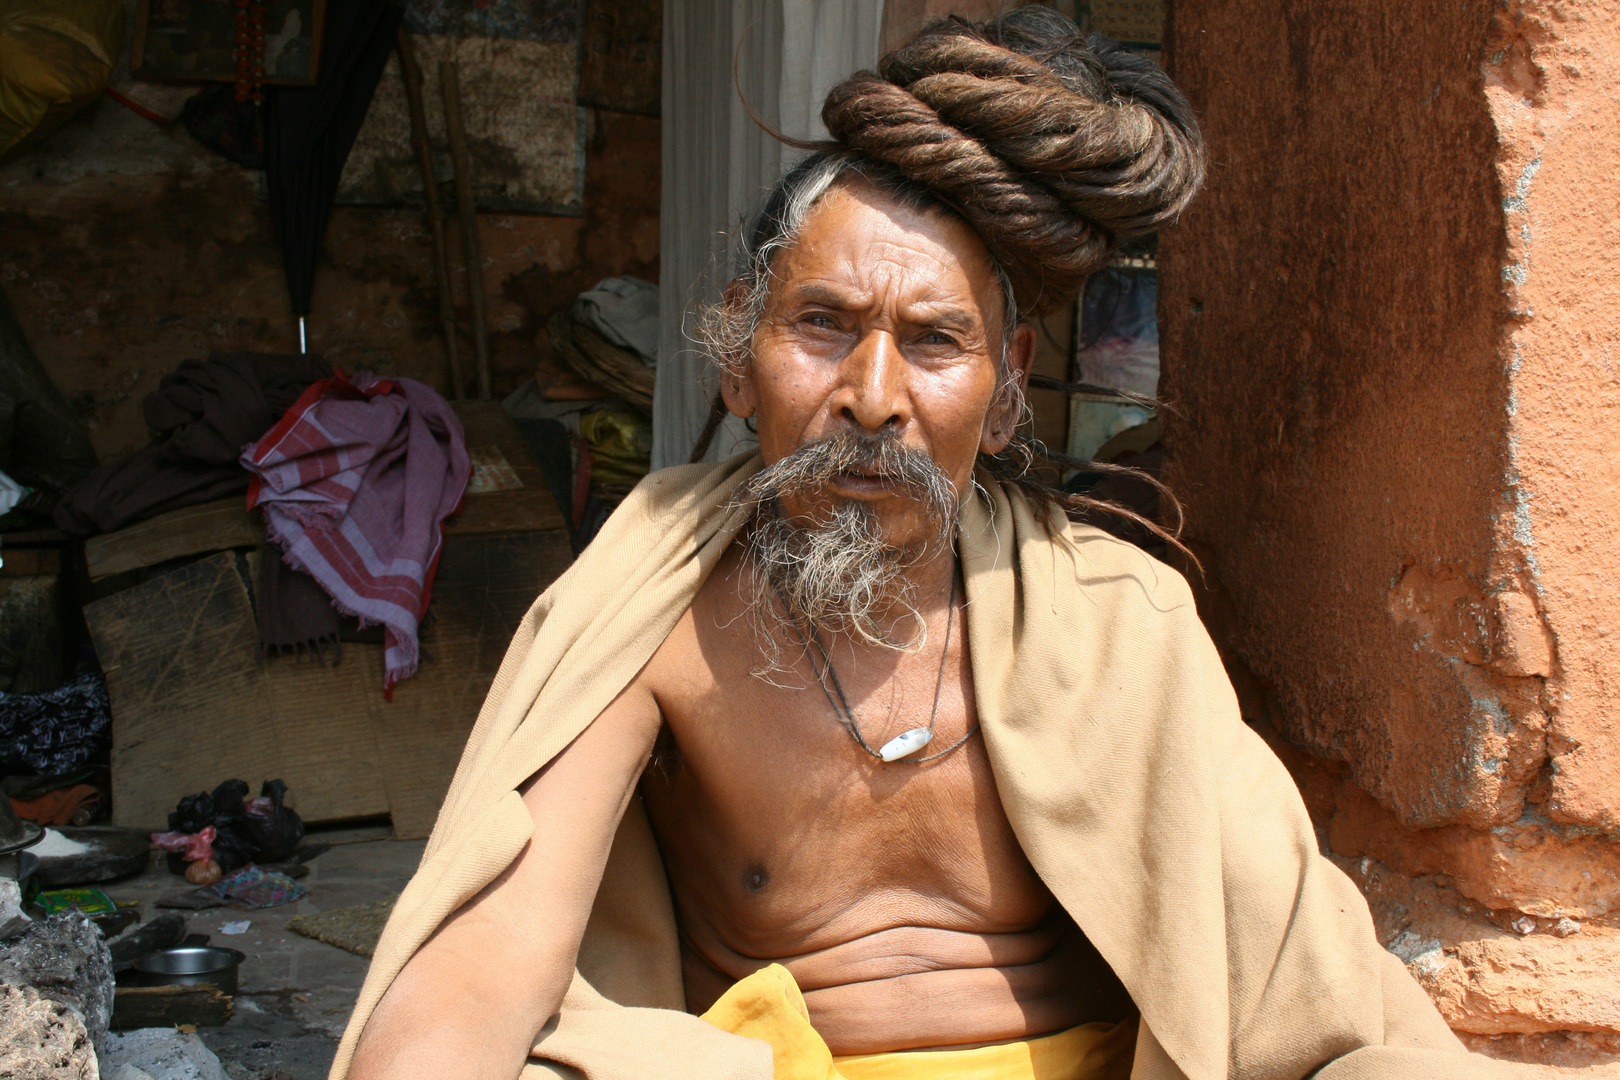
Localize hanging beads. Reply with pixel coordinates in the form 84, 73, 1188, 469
234, 0, 267, 104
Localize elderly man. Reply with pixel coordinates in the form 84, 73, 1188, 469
339, 10, 1497, 1080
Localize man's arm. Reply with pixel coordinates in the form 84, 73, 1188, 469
348, 682, 663, 1080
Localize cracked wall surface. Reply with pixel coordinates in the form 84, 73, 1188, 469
1162, 0, 1618, 1066
1486, 0, 1620, 835
0, 97, 659, 462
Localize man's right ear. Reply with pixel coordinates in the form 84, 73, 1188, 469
720, 365, 756, 420
718, 280, 757, 419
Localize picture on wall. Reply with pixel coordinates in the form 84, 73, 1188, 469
132, 0, 326, 85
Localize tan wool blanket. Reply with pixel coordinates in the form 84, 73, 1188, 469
333, 455, 1505, 1080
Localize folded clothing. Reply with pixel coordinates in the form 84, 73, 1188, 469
0, 673, 110, 776
53, 352, 331, 535
10, 783, 99, 827
256, 539, 342, 659
241, 370, 470, 694
572, 276, 658, 366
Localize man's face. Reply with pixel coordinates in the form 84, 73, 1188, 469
723, 180, 1037, 554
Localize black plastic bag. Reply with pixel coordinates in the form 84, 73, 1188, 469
164, 779, 256, 873
165, 778, 306, 873
243, 778, 304, 862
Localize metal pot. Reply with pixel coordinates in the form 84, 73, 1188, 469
130, 946, 246, 996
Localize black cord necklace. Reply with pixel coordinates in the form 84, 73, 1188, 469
785, 567, 978, 764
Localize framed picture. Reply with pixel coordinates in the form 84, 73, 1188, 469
132, 0, 326, 86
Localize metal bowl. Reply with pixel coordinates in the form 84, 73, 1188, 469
130, 946, 246, 995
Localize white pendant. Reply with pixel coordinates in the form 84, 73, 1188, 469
879, 727, 934, 762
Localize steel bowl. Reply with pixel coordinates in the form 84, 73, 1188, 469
130, 946, 246, 995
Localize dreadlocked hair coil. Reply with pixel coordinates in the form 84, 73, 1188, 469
820, 6, 1204, 315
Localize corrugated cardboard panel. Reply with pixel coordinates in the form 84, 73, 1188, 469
87, 531, 572, 836
445, 403, 567, 537
88, 552, 393, 829
370, 530, 573, 838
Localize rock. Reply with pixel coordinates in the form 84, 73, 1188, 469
100, 1028, 230, 1080
0, 877, 32, 939
0, 983, 95, 1080
1345, 855, 1620, 1038
0, 913, 114, 1055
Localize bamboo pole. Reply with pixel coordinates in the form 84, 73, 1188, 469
439, 59, 492, 400
396, 30, 464, 399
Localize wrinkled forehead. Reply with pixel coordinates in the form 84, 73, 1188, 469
771, 178, 1011, 334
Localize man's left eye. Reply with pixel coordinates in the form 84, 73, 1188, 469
917, 332, 956, 347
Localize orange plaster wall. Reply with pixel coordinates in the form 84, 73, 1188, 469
1159, 0, 1619, 1061
1159, 0, 1534, 830
1159, 0, 1620, 885
1486, 0, 1620, 832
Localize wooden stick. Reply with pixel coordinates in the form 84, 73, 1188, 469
397, 30, 464, 400
112, 985, 232, 1029
438, 60, 492, 400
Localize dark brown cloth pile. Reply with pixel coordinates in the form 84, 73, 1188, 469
256, 541, 342, 659
254, 543, 385, 660
53, 352, 331, 536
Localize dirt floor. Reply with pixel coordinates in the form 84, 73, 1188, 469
100, 824, 424, 1080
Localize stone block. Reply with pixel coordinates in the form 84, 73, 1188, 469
101, 1028, 230, 1080
0, 984, 94, 1080
0, 914, 114, 1055
0, 878, 32, 940
1327, 779, 1620, 919
1345, 856, 1620, 1039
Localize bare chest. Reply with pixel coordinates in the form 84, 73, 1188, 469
637, 565, 1055, 961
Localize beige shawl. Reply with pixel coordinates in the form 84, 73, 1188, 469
333, 455, 1502, 1080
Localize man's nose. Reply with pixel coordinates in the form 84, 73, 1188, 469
831, 329, 910, 432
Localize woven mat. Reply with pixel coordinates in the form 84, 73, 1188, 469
287, 897, 397, 958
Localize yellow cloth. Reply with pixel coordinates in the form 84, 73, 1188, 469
700, 964, 1135, 1080
0, 0, 122, 160
333, 454, 1506, 1080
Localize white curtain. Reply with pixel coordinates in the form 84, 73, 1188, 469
653, 0, 887, 470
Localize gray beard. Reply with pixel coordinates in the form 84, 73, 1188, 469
729, 432, 960, 664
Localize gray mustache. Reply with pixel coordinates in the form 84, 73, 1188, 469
746, 431, 959, 512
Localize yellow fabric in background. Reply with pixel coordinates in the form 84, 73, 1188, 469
579, 408, 652, 487
0, 0, 123, 160
700, 964, 1136, 1080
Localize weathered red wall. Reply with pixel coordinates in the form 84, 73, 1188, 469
0, 102, 657, 461
1162, 0, 1619, 1068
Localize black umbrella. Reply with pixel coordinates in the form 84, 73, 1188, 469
264, 0, 405, 352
